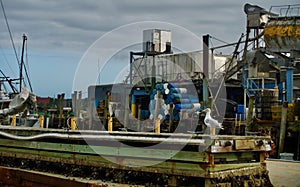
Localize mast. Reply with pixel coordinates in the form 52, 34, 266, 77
19, 34, 27, 92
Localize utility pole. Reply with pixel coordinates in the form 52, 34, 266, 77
202, 34, 209, 107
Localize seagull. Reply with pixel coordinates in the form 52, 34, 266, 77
201, 108, 223, 129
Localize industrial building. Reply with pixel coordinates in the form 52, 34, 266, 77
0, 3, 300, 187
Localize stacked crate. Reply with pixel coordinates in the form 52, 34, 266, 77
271, 104, 295, 122
287, 104, 295, 122
255, 91, 274, 120
271, 105, 281, 121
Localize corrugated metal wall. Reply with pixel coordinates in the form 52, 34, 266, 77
131, 51, 230, 85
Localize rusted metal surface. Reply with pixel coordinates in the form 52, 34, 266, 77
264, 17, 300, 52
0, 166, 106, 187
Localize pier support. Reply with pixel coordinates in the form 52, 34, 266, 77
108, 117, 113, 132
11, 115, 16, 126
123, 94, 130, 129
247, 95, 255, 129
279, 101, 288, 154
154, 90, 162, 133
168, 176, 177, 187
168, 103, 174, 132
210, 127, 216, 135
70, 117, 76, 130
155, 119, 160, 133
39, 115, 44, 128
131, 94, 136, 118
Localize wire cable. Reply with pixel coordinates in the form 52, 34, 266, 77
210, 35, 230, 45
0, 44, 16, 76
0, 0, 20, 68
0, 68, 17, 93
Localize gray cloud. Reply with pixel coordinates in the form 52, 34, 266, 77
0, 0, 297, 96
1, 0, 296, 53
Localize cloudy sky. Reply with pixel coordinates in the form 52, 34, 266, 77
0, 0, 297, 97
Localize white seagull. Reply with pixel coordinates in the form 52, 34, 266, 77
201, 108, 223, 129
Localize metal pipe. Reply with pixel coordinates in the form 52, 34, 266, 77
247, 95, 255, 127
0, 131, 206, 145
151, 57, 156, 90
286, 67, 293, 104
129, 51, 133, 85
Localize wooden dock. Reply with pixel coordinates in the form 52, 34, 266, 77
0, 126, 273, 186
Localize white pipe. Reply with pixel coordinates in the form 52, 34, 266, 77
0, 131, 206, 145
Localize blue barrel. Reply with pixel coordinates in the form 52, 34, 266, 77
237, 104, 244, 114
175, 103, 194, 110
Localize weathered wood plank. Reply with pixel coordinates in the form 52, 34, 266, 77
214, 152, 256, 162
0, 146, 208, 177
0, 141, 265, 178
235, 139, 255, 150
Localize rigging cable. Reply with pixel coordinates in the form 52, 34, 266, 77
0, 68, 17, 93
209, 37, 221, 54
210, 35, 230, 45
0, 0, 21, 67
209, 35, 236, 55
0, 44, 16, 76
24, 38, 33, 92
